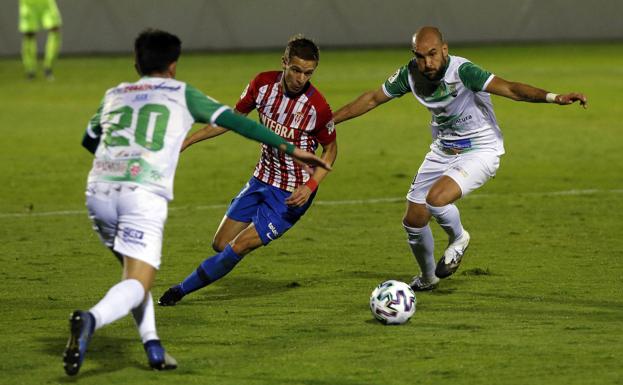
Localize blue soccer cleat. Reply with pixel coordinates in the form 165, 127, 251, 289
63, 310, 95, 376
144, 340, 178, 370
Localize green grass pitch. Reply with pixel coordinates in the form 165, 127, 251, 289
0, 42, 622, 385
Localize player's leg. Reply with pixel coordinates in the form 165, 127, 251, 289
403, 152, 446, 291
426, 175, 465, 242
100, 240, 162, 359
121, 258, 177, 370
428, 152, 501, 278
43, 26, 61, 80
41, 0, 62, 79
212, 215, 251, 252
18, 1, 39, 79
159, 178, 261, 305
403, 202, 439, 291
159, 179, 314, 306
131, 292, 177, 370
64, 184, 174, 375
159, 223, 260, 305
63, 182, 120, 376
21, 32, 37, 79
63, 257, 151, 376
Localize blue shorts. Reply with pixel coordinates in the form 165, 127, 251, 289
226, 177, 317, 245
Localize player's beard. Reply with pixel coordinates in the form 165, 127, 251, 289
428, 54, 448, 81
409, 54, 449, 97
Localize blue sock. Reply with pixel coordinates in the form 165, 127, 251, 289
179, 245, 243, 295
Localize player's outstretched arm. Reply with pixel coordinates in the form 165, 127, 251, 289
215, 110, 332, 171
181, 125, 229, 152
485, 76, 588, 108
333, 87, 392, 124
182, 108, 252, 151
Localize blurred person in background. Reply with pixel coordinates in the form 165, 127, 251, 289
18, 0, 62, 80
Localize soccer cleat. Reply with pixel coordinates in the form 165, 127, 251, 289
144, 340, 178, 370
409, 275, 440, 291
44, 68, 55, 81
158, 285, 184, 306
435, 230, 470, 278
63, 310, 95, 376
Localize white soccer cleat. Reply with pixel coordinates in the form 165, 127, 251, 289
409, 275, 440, 291
435, 230, 470, 278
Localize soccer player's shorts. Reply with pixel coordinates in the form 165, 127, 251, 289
85, 182, 167, 269
19, 0, 62, 33
226, 177, 317, 245
406, 149, 501, 204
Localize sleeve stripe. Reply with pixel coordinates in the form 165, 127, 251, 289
482, 74, 495, 91
86, 123, 98, 138
210, 105, 232, 125
381, 84, 397, 99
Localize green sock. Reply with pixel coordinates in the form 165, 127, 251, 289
44, 30, 61, 71
22, 36, 37, 75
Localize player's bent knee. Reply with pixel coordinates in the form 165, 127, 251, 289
403, 216, 429, 229
425, 192, 452, 207
404, 203, 431, 228
211, 240, 225, 253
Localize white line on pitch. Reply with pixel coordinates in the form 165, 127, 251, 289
0, 188, 621, 219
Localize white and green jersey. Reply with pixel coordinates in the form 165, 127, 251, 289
85, 77, 230, 200
382, 55, 504, 155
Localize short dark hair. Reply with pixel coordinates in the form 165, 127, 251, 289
284, 34, 319, 62
134, 29, 181, 76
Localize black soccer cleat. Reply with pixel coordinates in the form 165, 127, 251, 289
409, 275, 440, 291
435, 230, 470, 278
63, 310, 95, 376
144, 340, 178, 370
158, 285, 185, 306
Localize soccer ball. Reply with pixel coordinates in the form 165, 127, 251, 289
369, 280, 416, 325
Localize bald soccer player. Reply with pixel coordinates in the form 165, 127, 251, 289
332, 26, 587, 291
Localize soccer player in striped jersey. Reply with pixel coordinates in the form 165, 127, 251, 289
62, 29, 331, 376
158, 35, 337, 306
333, 26, 587, 291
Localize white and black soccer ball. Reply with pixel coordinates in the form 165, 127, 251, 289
369, 280, 416, 325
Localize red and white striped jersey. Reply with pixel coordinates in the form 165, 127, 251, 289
236, 71, 335, 192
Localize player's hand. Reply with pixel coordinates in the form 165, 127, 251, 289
556, 93, 588, 109
290, 148, 332, 173
285, 185, 313, 207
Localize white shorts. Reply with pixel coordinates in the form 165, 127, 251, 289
406, 150, 501, 204
85, 182, 168, 269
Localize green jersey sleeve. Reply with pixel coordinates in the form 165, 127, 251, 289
185, 84, 230, 124
214, 110, 295, 155
382, 65, 411, 98
458, 62, 493, 92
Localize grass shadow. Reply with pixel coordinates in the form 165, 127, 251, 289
39, 334, 145, 382
184, 276, 309, 303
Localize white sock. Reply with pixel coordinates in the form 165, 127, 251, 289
132, 292, 159, 343
90, 279, 145, 330
404, 223, 436, 279
426, 203, 464, 242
